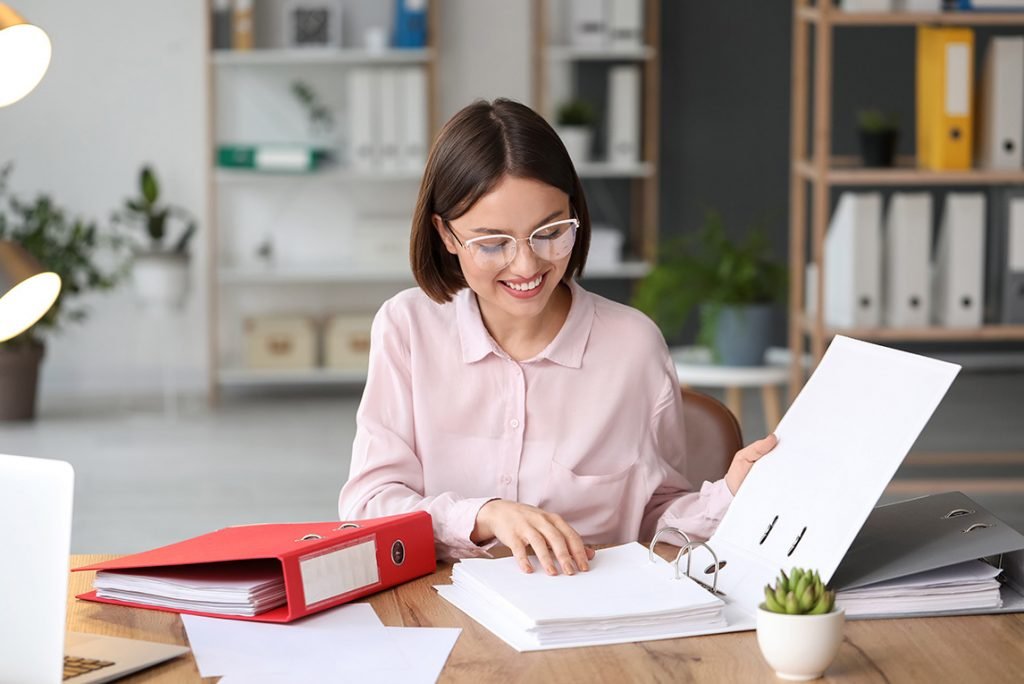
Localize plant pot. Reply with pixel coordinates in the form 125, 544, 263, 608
556, 126, 593, 165
756, 605, 846, 681
708, 304, 774, 366
858, 129, 898, 168
133, 252, 190, 308
0, 341, 44, 421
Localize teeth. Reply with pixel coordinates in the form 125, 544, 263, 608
505, 275, 543, 292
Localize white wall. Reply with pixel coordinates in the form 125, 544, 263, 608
0, 0, 532, 404
0, 0, 209, 400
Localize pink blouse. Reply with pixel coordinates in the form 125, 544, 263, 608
338, 280, 734, 559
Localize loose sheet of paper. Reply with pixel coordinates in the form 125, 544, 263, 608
182, 603, 460, 683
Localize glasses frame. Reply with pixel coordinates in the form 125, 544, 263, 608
444, 217, 580, 271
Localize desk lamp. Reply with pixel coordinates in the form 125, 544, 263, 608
0, 3, 51, 107
0, 241, 60, 342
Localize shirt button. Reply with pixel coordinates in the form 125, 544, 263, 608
501, 475, 512, 485
510, 418, 520, 429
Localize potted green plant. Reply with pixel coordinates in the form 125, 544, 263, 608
757, 567, 845, 680
0, 164, 127, 420
555, 99, 596, 165
632, 211, 787, 366
857, 108, 900, 168
113, 166, 197, 308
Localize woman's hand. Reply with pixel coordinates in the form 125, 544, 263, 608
472, 500, 595, 575
724, 433, 778, 495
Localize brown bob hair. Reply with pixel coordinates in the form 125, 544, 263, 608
410, 98, 591, 303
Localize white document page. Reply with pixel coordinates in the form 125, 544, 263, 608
709, 336, 960, 608
183, 603, 460, 684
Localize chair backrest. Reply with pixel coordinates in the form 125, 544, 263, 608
680, 388, 743, 486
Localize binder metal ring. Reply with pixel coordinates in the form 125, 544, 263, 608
649, 526, 691, 564
943, 508, 975, 519
962, 523, 993, 534
673, 540, 725, 596
336, 523, 361, 530
297, 533, 324, 541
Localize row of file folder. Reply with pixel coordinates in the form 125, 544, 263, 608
918, 30, 1024, 171
347, 67, 428, 173
816, 191, 1024, 329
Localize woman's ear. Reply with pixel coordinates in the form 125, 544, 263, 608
433, 214, 458, 256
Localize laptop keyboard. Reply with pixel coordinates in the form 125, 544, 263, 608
63, 656, 115, 680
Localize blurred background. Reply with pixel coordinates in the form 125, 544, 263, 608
0, 0, 1021, 553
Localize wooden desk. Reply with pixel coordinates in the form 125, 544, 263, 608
69, 553, 1024, 683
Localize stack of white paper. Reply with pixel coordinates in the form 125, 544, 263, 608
94, 563, 286, 617
836, 560, 1003, 617
435, 543, 725, 651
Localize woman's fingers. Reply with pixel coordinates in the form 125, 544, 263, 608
507, 537, 534, 574
550, 517, 590, 572
740, 433, 778, 464
536, 518, 580, 575
523, 527, 559, 575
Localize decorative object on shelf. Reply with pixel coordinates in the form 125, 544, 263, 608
245, 315, 318, 370
0, 1, 51, 107
291, 80, 335, 142
757, 567, 844, 681
632, 211, 787, 366
555, 99, 596, 165
856, 108, 900, 168
0, 164, 126, 420
283, 0, 342, 49
393, 0, 427, 49
232, 0, 254, 50
113, 166, 197, 309
324, 314, 374, 370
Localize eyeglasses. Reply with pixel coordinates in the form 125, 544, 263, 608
444, 217, 579, 271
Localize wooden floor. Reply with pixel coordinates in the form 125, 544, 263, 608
0, 369, 1020, 554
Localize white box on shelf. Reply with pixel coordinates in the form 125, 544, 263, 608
608, 0, 644, 50
978, 37, 1024, 170
587, 225, 624, 269
932, 193, 986, 328
348, 68, 378, 170
841, 0, 892, 11
398, 67, 428, 172
377, 69, 401, 172
245, 315, 318, 370
606, 65, 641, 165
568, 0, 607, 48
351, 217, 412, 270
824, 192, 883, 329
883, 193, 932, 328
324, 314, 376, 370
894, 0, 940, 10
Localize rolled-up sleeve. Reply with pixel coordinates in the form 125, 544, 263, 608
337, 300, 496, 559
641, 364, 734, 543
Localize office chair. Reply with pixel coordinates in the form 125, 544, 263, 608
680, 387, 743, 487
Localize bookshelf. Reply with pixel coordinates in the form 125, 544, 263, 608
206, 1, 440, 398
531, 0, 662, 266
788, 1, 1024, 401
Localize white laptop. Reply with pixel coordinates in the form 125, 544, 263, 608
0, 453, 189, 683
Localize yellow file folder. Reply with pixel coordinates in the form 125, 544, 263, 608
917, 27, 975, 171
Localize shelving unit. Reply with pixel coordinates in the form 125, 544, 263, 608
206, 1, 440, 398
531, 0, 662, 266
788, 1, 1024, 401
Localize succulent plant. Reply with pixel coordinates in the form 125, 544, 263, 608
763, 568, 835, 615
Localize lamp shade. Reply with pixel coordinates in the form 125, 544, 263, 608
0, 241, 61, 342
0, 3, 51, 108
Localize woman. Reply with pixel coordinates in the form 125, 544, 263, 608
339, 99, 776, 576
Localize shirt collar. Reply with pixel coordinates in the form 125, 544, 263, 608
454, 279, 595, 368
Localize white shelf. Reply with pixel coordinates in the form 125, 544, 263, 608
546, 45, 655, 61
219, 266, 414, 285
580, 261, 651, 279
219, 367, 368, 386
575, 162, 654, 179
212, 48, 433, 66
215, 168, 422, 184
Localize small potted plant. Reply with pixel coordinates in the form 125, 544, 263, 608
113, 166, 197, 309
757, 567, 845, 681
632, 211, 787, 366
0, 164, 128, 420
555, 99, 596, 165
857, 108, 900, 168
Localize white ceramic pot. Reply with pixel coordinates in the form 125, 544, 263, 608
756, 606, 845, 681
556, 126, 593, 165
133, 252, 190, 309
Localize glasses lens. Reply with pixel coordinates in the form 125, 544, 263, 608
530, 220, 577, 261
468, 236, 516, 269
